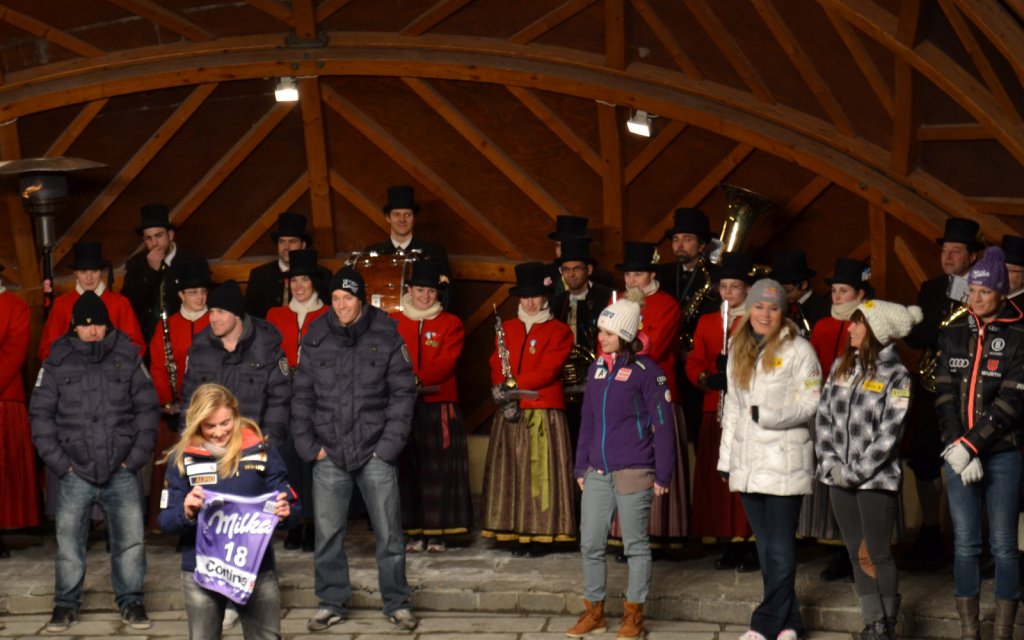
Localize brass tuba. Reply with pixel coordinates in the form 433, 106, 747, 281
713, 184, 777, 266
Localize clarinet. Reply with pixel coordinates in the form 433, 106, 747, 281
493, 304, 521, 421
160, 308, 179, 412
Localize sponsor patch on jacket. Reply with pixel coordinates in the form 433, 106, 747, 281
891, 386, 911, 409
401, 344, 410, 362
190, 474, 218, 486
278, 358, 290, 376
992, 337, 1006, 353
615, 368, 632, 381
862, 380, 885, 393
804, 377, 822, 389
595, 368, 608, 380
34, 368, 45, 387
772, 358, 784, 368
656, 375, 667, 386
988, 359, 1000, 371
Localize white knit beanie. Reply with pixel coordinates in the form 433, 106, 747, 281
598, 299, 642, 342
857, 299, 924, 345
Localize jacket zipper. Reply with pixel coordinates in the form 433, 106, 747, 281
633, 396, 643, 440
600, 361, 618, 473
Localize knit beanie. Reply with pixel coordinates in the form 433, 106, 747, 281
857, 299, 924, 345
329, 266, 366, 303
968, 246, 1009, 294
71, 291, 109, 327
207, 280, 246, 318
745, 278, 787, 310
597, 299, 642, 342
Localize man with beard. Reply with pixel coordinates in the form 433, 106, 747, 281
245, 213, 330, 319
772, 249, 829, 338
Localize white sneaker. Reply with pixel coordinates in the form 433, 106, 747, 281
739, 631, 767, 640
777, 630, 800, 640
222, 606, 239, 630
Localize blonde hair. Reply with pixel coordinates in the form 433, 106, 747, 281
729, 314, 799, 391
161, 383, 263, 479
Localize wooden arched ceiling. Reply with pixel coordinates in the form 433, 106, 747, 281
2, 0, 1024, 307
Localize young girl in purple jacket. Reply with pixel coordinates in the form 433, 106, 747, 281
568, 296, 675, 640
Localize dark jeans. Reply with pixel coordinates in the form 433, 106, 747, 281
181, 570, 281, 639
741, 493, 804, 638
829, 488, 899, 598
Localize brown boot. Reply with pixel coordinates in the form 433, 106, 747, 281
566, 599, 607, 638
955, 596, 979, 640
993, 598, 1018, 640
617, 602, 644, 640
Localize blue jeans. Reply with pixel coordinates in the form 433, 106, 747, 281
946, 449, 1021, 600
740, 493, 804, 639
55, 468, 146, 610
181, 570, 281, 639
312, 456, 411, 616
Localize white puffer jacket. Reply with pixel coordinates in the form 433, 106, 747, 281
717, 327, 823, 496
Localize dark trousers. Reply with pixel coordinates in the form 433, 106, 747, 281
741, 493, 804, 638
829, 488, 899, 599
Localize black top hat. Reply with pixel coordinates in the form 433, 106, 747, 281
935, 218, 984, 251
383, 185, 420, 214
285, 249, 321, 278
664, 207, 712, 243
135, 203, 175, 234
615, 242, 659, 272
556, 237, 595, 266
1004, 235, 1024, 267
270, 212, 311, 243
509, 262, 549, 297
771, 249, 816, 284
406, 261, 444, 288
172, 257, 212, 292
70, 242, 107, 270
548, 215, 593, 242
714, 252, 756, 283
825, 258, 871, 288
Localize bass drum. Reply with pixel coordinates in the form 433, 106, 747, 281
346, 252, 417, 313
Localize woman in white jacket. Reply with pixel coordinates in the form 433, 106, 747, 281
718, 279, 823, 640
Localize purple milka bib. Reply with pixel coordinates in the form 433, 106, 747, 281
194, 490, 278, 604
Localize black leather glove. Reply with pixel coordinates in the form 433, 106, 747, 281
718, 471, 730, 481
705, 372, 728, 392
750, 405, 759, 423
716, 353, 728, 372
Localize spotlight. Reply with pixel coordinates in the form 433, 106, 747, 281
626, 110, 653, 137
275, 77, 299, 102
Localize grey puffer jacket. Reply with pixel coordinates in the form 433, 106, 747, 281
30, 329, 159, 484
815, 344, 911, 491
291, 305, 416, 469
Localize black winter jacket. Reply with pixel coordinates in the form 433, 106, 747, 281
30, 329, 159, 484
180, 316, 291, 447
291, 305, 416, 469
935, 300, 1024, 454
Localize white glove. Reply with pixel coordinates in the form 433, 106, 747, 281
942, 442, 973, 475
960, 457, 984, 485
828, 466, 850, 489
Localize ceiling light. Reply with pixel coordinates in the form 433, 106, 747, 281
626, 110, 653, 137
275, 77, 299, 102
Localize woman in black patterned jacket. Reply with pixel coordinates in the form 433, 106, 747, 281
815, 299, 921, 640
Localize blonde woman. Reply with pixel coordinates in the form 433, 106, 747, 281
158, 384, 298, 640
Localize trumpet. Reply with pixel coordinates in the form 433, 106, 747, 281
918, 303, 968, 392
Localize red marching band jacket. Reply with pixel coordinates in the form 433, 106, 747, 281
810, 316, 850, 380
267, 305, 330, 368
390, 311, 464, 404
148, 311, 210, 406
0, 292, 29, 403
38, 289, 146, 362
686, 311, 743, 413
489, 317, 573, 411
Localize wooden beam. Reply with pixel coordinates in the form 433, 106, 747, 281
937, 0, 1015, 116
102, 0, 214, 41
917, 123, 992, 141
208, 254, 518, 285
222, 172, 309, 260
625, 120, 685, 185
464, 283, 513, 336
170, 100, 294, 227
894, 234, 927, 289
0, 5, 104, 57
951, 0, 1024, 94
506, 86, 602, 174
321, 84, 525, 260
401, 0, 472, 36
403, 77, 563, 222
449, 255, 518, 283
597, 103, 624, 266
45, 100, 108, 157
51, 83, 217, 266
329, 170, 390, 235
630, 0, 702, 79
868, 205, 887, 298
823, 7, 894, 118
785, 175, 831, 213
966, 197, 1024, 216
316, 0, 352, 23
298, 78, 334, 254
507, 0, 597, 45
0, 121, 42, 302
243, 0, 293, 26
890, 59, 917, 174
605, 0, 626, 71
752, 0, 853, 134
291, 0, 318, 41
684, 0, 774, 101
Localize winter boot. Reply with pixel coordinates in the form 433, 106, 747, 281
954, 596, 980, 640
857, 595, 888, 640
617, 602, 644, 640
993, 598, 1018, 640
881, 595, 900, 640
566, 599, 607, 638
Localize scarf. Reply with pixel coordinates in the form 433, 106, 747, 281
201, 440, 228, 459
0, 281, 6, 295
400, 293, 442, 321
76, 281, 106, 297
181, 306, 207, 323
729, 305, 746, 322
518, 302, 552, 334
642, 279, 660, 297
831, 299, 860, 321
289, 294, 323, 329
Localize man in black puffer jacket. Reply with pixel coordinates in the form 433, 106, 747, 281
30, 292, 159, 633
292, 267, 418, 634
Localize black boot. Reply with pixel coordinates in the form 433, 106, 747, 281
737, 541, 761, 573
820, 546, 854, 582
714, 541, 742, 570
0, 536, 9, 559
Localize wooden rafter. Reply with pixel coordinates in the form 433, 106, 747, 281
222, 172, 309, 260
917, 123, 991, 141
630, 0, 702, 79
401, 0, 473, 36
291, 0, 318, 40
937, 0, 1015, 116
321, 84, 524, 260
625, 120, 685, 184
449, 255, 517, 283
906, 171, 1015, 242
1006, 0, 1024, 23
0, 6, 104, 58
823, 7, 894, 118
643, 143, 754, 244
757, 175, 832, 245
751, 0, 853, 134
464, 283, 513, 336
51, 83, 217, 266
889, 0, 921, 177
507, 0, 597, 45
951, 0, 1024, 96
209, 255, 517, 286
506, 86, 602, 175
0, 122, 41, 298
894, 235, 927, 288
966, 197, 1024, 216
102, 0, 214, 41
597, 103, 624, 266
328, 170, 390, 235
403, 77, 562, 222
243, 0, 293, 26
605, 0, 626, 71
298, 78, 334, 254
170, 100, 293, 227
868, 205, 887, 298
684, 0, 773, 102
316, 0, 352, 23
45, 100, 108, 157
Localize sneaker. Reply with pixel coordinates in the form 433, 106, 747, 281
406, 538, 425, 553
388, 608, 419, 632
427, 539, 446, 553
46, 606, 77, 632
739, 631, 768, 640
222, 606, 239, 630
777, 629, 801, 640
120, 602, 152, 630
307, 608, 345, 631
